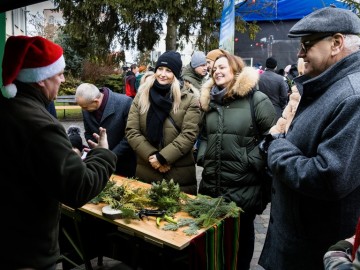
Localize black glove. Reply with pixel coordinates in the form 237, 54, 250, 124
259, 133, 284, 156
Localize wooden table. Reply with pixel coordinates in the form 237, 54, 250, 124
60, 175, 240, 270
80, 175, 207, 250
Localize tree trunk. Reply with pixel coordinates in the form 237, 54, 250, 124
165, 15, 177, 51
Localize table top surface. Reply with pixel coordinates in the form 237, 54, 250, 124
79, 175, 207, 250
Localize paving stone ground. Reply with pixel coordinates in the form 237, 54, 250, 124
59, 120, 269, 270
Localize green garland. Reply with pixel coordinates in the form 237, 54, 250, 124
90, 179, 242, 234
162, 194, 242, 235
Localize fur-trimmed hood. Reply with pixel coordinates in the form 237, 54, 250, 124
199, 66, 259, 111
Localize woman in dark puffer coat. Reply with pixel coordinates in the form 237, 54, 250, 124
197, 50, 276, 270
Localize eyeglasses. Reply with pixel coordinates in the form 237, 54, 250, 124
299, 34, 333, 54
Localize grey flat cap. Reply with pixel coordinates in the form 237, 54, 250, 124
288, 7, 360, 38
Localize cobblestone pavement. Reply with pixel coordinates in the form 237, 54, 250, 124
251, 207, 269, 270
59, 119, 269, 270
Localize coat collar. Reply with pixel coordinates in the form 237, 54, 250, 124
199, 66, 259, 111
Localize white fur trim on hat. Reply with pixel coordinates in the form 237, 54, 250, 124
1, 84, 17, 99
17, 55, 65, 83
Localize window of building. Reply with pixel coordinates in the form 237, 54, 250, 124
20, 8, 26, 32
13, 9, 19, 28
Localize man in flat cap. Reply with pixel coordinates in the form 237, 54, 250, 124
259, 7, 360, 270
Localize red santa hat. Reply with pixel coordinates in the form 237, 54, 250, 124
1, 35, 65, 98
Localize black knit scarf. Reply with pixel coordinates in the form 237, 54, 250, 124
146, 80, 173, 147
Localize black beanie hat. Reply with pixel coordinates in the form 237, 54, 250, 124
266, 57, 277, 69
155, 51, 182, 79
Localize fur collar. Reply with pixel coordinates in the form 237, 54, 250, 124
199, 66, 259, 111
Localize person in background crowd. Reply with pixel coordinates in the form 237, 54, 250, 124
259, 7, 360, 270
196, 50, 276, 270
206, 49, 224, 73
254, 62, 264, 74
122, 66, 129, 93
47, 100, 57, 118
181, 51, 208, 98
284, 64, 292, 76
135, 65, 147, 91
126, 51, 201, 195
125, 63, 139, 98
258, 57, 289, 120
138, 70, 155, 88
277, 68, 285, 76
75, 83, 136, 178
285, 64, 299, 87
0, 35, 116, 269
181, 51, 208, 160
283, 58, 306, 97
297, 57, 305, 76
324, 217, 360, 270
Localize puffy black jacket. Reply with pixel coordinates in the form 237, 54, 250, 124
197, 67, 276, 213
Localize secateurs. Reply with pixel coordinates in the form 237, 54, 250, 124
137, 209, 177, 227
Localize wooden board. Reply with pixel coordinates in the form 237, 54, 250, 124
79, 175, 207, 250
55, 105, 81, 110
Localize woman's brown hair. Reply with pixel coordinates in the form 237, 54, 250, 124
211, 49, 246, 100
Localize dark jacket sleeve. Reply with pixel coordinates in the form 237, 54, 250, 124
247, 91, 277, 171
26, 123, 117, 208
323, 241, 357, 270
109, 97, 133, 156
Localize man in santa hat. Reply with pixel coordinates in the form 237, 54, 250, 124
0, 35, 117, 269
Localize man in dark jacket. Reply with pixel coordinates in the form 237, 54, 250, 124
76, 83, 136, 177
259, 7, 360, 270
258, 57, 289, 119
181, 51, 208, 98
0, 36, 116, 269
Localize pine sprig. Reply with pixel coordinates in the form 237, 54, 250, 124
162, 196, 242, 235
182, 194, 242, 228
183, 223, 200, 236
89, 179, 241, 234
147, 179, 183, 214
162, 223, 179, 231
90, 180, 118, 204
162, 218, 201, 236
90, 180, 151, 221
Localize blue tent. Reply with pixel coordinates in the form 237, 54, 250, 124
233, 0, 354, 69
235, 0, 351, 21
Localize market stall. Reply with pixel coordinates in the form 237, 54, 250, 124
60, 175, 240, 270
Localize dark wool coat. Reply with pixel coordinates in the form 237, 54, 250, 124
82, 89, 136, 177
259, 51, 360, 270
125, 89, 201, 195
0, 81, 116, 269
197, 67, 277, 213
258, 69, 289, 119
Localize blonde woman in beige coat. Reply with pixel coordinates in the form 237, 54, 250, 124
125, 51, 201, 195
